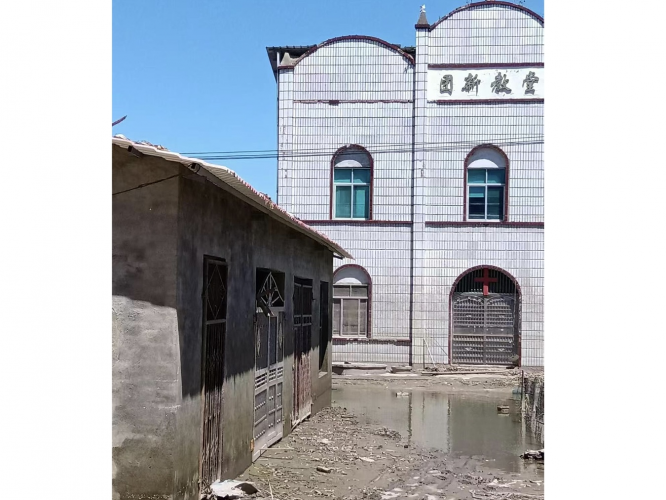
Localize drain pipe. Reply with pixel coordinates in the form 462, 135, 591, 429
408, 55, 417, 367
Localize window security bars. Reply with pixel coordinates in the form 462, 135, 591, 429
332, 284, 368, 337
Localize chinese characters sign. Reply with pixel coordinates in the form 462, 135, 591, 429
429, 67, 544, 101
522, 71, 539, 95
462, 73, 481, 94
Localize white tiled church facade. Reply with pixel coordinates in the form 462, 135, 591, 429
273, 2, 544, 366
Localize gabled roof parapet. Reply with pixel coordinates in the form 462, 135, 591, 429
278, 52, 294, 69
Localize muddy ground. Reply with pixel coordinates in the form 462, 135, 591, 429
237, 375, 543, 500
332, 371, 526, 390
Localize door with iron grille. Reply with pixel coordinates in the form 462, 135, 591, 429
318, 281, 329, 371
450, 267, 519, 366
199, 257, 227, 494
253, 270, 285, 460
292, 278, 313, 426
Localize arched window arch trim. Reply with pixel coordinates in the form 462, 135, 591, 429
332, 264, 372, 338
449, 265, 522, 297
463, 144, 510, 222
448, 265, 522, 366
330, 145, 374, 220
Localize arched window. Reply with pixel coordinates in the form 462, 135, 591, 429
464, 146, 509, 221
332, 265, 371, 337
332, 145, 372, 220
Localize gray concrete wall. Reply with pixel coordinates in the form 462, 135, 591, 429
522, 373, 544, 438
113, 146, 334, 500
173, 165, 334, 497
112, 146, 181, 500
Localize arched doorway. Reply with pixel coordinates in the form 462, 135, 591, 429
449, 266, 521, 366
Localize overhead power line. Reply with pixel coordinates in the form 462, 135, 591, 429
183, 135, 543, 155
182, 135, 544, 162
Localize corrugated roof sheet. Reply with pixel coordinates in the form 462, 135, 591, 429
112, 135, 352, 260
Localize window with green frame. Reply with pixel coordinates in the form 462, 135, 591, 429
332, 147, 371, 219
465, 146, 508, 221
467, 168, 506, 220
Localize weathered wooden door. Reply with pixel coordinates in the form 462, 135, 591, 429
253, 311, 284, 460
199, 257, 227, 494
451, 292, 518, 365
292, 278, 313, 426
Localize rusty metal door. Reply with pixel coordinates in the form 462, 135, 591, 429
253, 311, 284, 460
292, 279, 312, 426
199, 257, 227, 494
451, 292, 518, 365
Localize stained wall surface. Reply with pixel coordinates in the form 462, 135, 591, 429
113, 146, 334, 500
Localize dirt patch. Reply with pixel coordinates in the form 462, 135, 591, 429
237, 400, 543, 500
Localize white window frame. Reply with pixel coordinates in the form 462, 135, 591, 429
332, 284, 369, 338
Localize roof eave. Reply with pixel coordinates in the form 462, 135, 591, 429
112, 137, 353, 260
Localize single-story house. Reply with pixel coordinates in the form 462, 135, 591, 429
112, 135, 352, 500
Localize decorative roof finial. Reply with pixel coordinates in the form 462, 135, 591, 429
416, 4, 429, 28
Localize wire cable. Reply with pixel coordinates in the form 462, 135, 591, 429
182, 135, 544, 162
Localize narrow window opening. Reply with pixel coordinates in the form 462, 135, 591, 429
332, 146, 372, 220
465, 146, 508, 222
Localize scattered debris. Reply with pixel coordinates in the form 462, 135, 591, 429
388, 365, 413, 374
497, 405, 510, 414
235, 382, 543, 500
209, 480, 258, 499
423, 365, 463, 373
520, 449, 544, 461
396, 391, 410, 397
374, 427, 401, 439
380, 492, 401, 500
471, 492, 544, 500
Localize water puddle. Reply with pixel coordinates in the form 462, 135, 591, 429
332, 385, 543, 476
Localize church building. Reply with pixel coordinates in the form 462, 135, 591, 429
266, 1, 544, 367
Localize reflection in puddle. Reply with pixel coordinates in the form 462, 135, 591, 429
332, 386, 543, 475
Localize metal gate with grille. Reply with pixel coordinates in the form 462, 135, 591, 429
200, 257, 227, 493
253, 312, 284, 460
451, 292, 518, 365
292, 278, 312, 427
253, 269, 285, 460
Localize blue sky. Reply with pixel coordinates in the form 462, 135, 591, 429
113, 0, 544, 199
